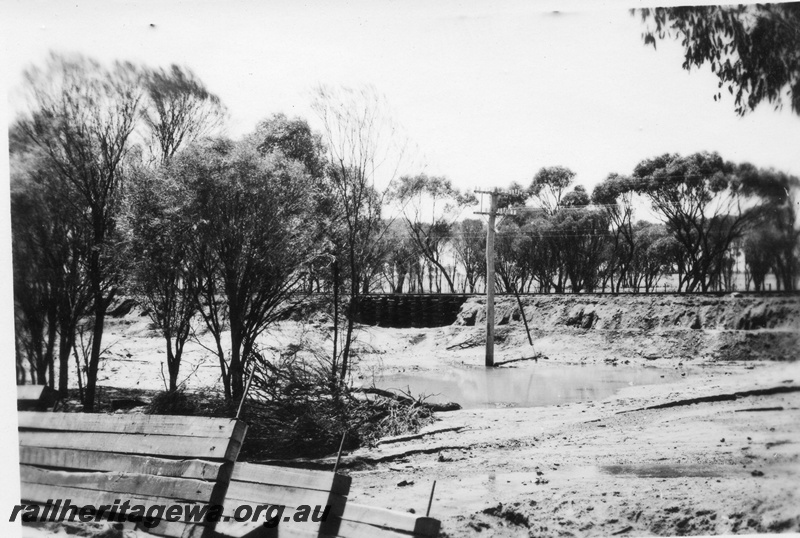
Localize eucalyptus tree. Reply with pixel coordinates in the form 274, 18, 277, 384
121, 66, 226, 392
528, 166, 576, 214
253, 113, 326, 178
141, 65, 227, 165
9, 130, 73, 388
495, 221, 529, 294
743, 227, 777, 291
391, 174, 477, 293
17, 54, 143, 410
592, 173, 638, 292
630, 152, 752, 292
452, 219, 486, 293
312, 84, 411, 380
173, 137, 321, 402
737, 165, 800, 290
637, 4, 800, 116
551, 188, 610, 293
628, 222, 675, 292
121, 165, 200, 393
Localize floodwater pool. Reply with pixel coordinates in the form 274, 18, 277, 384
370, 363, 686, 409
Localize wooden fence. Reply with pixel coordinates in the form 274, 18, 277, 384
351, 294, 470, 328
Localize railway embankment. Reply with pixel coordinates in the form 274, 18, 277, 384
452, 293, 800, 363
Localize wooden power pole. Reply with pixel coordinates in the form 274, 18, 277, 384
476, 189, 499, 366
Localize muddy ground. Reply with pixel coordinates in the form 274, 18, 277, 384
341, 362, 800, 536
17, 294, 800, 537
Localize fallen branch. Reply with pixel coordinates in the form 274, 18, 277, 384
356, 387, 462, 412
494, 354, 547, 367
256, 444, 472, 470
446, 336, 483, 350
617, 385, 800, 414
377, 425, 467, 445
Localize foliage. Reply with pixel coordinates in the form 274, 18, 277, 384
495, 220, 529, 294
391, 174, 477, 293
10, 122, 89, 388
628, 222, 676, 292
173, 137, 322, 402
121, 166, 199, 392
630, 152, 751, 292
737, 164, 800, 290
379, 221, 421, 293
145, 388, 199, 416
528, 166, 576, 213
16, 53, 143, 410
252, 113, 326, 179
241, 349, 433, 460
141, 64, 227, 164
551, 205, 610, 293
312, 84, 410, 381
495, 182, 611, 294
11, 153, 59, 387
637, 4, 800, 115
593, 173, 638, 292
452, 219, 486, 293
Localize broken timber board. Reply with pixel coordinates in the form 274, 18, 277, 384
19, 447, 223, 481
21, 465, 215, 503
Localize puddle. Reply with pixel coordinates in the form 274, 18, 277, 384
601, 464, 722, 478
370, 363, 686, 409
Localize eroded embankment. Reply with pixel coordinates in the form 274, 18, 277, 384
453, 294, 800, 362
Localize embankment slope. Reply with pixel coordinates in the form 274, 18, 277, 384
452, 294, 800, 363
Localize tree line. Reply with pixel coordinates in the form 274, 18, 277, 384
10, 54, 403, 409
349, 158, 798, 298
10, 54, 799, 411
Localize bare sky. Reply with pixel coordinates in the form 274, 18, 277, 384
2, 0, 799, 196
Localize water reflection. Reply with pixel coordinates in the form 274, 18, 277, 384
371, 364, 684, 409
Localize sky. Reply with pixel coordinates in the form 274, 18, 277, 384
2, 0, 799, 198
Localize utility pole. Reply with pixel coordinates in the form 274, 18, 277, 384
476, 189, 499, 366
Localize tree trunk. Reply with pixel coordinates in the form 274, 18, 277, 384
166, 341, 178, 392
229, 326, 244, 403
84, 294, 106, 412
332, 258, 339, 379
58, 329, 72, 395
396, 271, 406, 294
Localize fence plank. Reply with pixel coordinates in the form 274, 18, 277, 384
21, 465, 215, 503
20, 482, 191, 513
19, 431, 240, 461
18, 412, 244, 439
215, 515, 334, 538
224, 482, 346, 515
19, 447, 223, 481
231, 463, 351, 496
329, 517, 432, 538
340, 503, 440, 537
213, 517, 331, 538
